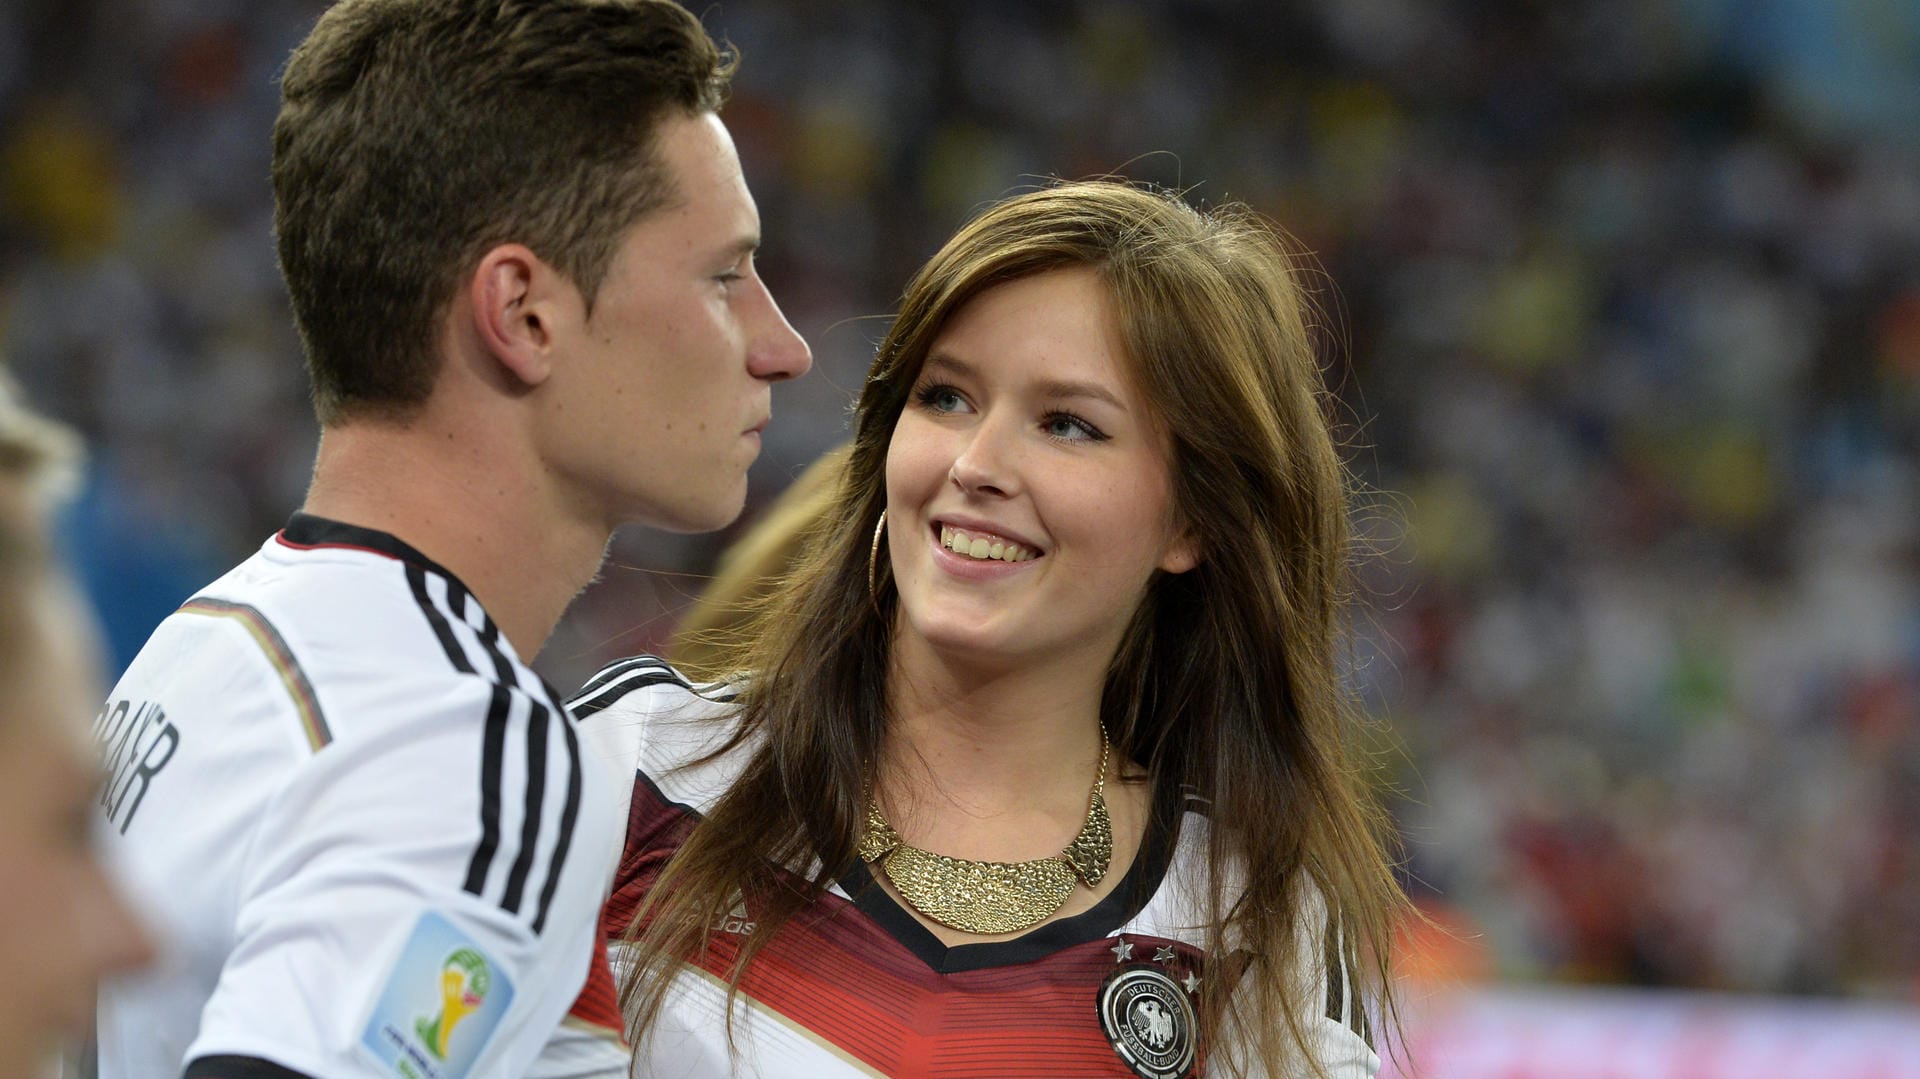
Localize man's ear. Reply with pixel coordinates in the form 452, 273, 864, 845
469, 243, 566, 389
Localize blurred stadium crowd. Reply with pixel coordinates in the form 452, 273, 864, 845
3, 0, 1916, 1002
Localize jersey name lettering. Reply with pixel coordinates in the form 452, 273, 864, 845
95, 698, 180, 835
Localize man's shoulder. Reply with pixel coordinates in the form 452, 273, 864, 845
134, 535, 554, 748
183, 531, 442, 658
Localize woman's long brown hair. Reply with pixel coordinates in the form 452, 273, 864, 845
620, 181, 1407, 1077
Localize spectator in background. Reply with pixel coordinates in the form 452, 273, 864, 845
0, 374, 152, 1078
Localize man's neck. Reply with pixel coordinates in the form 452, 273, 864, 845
302, 419, 606, 662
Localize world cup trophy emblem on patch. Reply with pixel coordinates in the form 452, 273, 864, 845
416, 948, 493, 1059
360, 911, 516, 1079
1099, 964, 1198, 1079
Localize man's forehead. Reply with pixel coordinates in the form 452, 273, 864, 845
648, 113, 759, 236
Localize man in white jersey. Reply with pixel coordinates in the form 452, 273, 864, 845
93, 2, 810, 1076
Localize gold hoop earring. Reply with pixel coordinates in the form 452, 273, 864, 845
867, 510, 887, 600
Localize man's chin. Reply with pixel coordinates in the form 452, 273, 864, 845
633, 489, 748, 536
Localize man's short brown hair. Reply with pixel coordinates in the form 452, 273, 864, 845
272, 0, 734, 424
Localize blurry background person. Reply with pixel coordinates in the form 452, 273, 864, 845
0, 374, 151, 1079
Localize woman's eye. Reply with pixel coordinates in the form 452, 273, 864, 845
1044, 412, 1106, 442
915, 383, 968, 413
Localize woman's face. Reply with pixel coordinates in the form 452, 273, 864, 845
0, 576, 152, 1077
883, 267, 1198, 673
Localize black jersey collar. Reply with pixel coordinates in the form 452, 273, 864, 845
837, 779, 1185, 974
280, 512, 469, 590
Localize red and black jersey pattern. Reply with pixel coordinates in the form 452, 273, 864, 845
566, 943, 625, 1042
599, 767, 1219, 1077
565, 657, 1378, 1078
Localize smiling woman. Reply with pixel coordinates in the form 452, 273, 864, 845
884, 267, 1200, 674
575, 181, 1406, 1078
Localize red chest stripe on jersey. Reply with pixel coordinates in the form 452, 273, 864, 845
603, 778, 1212, 1076
563, 941, 627, 1042
710, 911, 1204, 1075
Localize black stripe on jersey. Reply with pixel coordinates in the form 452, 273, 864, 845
406, 565, 507, 899
1324, 923, 1344, 1022
184, 1055, 315, 1078
567, 655, 715, 720
470, 591, 518, 686
573, 653, 677, 699
501, 701, 551, 913
455, 588, 583, 937
406, 564, 476, 676
532, 716, 584, 934
407, 563, 578, 931
462, 681, 512, 897
1324, 917, 1372, 1045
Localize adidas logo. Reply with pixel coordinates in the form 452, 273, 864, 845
710, 895, 755, 936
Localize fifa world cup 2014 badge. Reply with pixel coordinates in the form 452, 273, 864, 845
416, 948, 492, 1060
360, 912, 516, 1079
1099, 962, 1198, 1079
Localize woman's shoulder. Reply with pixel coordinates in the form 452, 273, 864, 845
567, 654, 747, 791
567, 654, 739, 722
1125, 791, 1344, 956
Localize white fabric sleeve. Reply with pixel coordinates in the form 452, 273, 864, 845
185, 675, 608, 1079
1217, 958, 1381, 1079
523, 1021, 630, 1079
1218, 878, 1382, 1079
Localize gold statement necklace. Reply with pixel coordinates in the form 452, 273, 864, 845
858, 731, 1114, 935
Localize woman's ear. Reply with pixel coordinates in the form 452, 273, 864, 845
1158, 526, 1203, 575
468, 243, 563, 389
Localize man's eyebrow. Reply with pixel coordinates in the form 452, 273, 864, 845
922, 354, 1128, 411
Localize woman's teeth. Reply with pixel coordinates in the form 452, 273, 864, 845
940, 525, 1036, 563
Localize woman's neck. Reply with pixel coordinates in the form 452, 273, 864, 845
880, 628, 1111, 819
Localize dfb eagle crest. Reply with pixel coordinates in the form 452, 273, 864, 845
1099, 961, 1197, 1079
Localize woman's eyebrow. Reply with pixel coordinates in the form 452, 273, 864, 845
1035, 378, 1125, 411
924, 354, 1127, 411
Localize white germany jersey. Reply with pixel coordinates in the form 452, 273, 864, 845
94, 514, 627, 1079
573, 658, 1379, 1079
